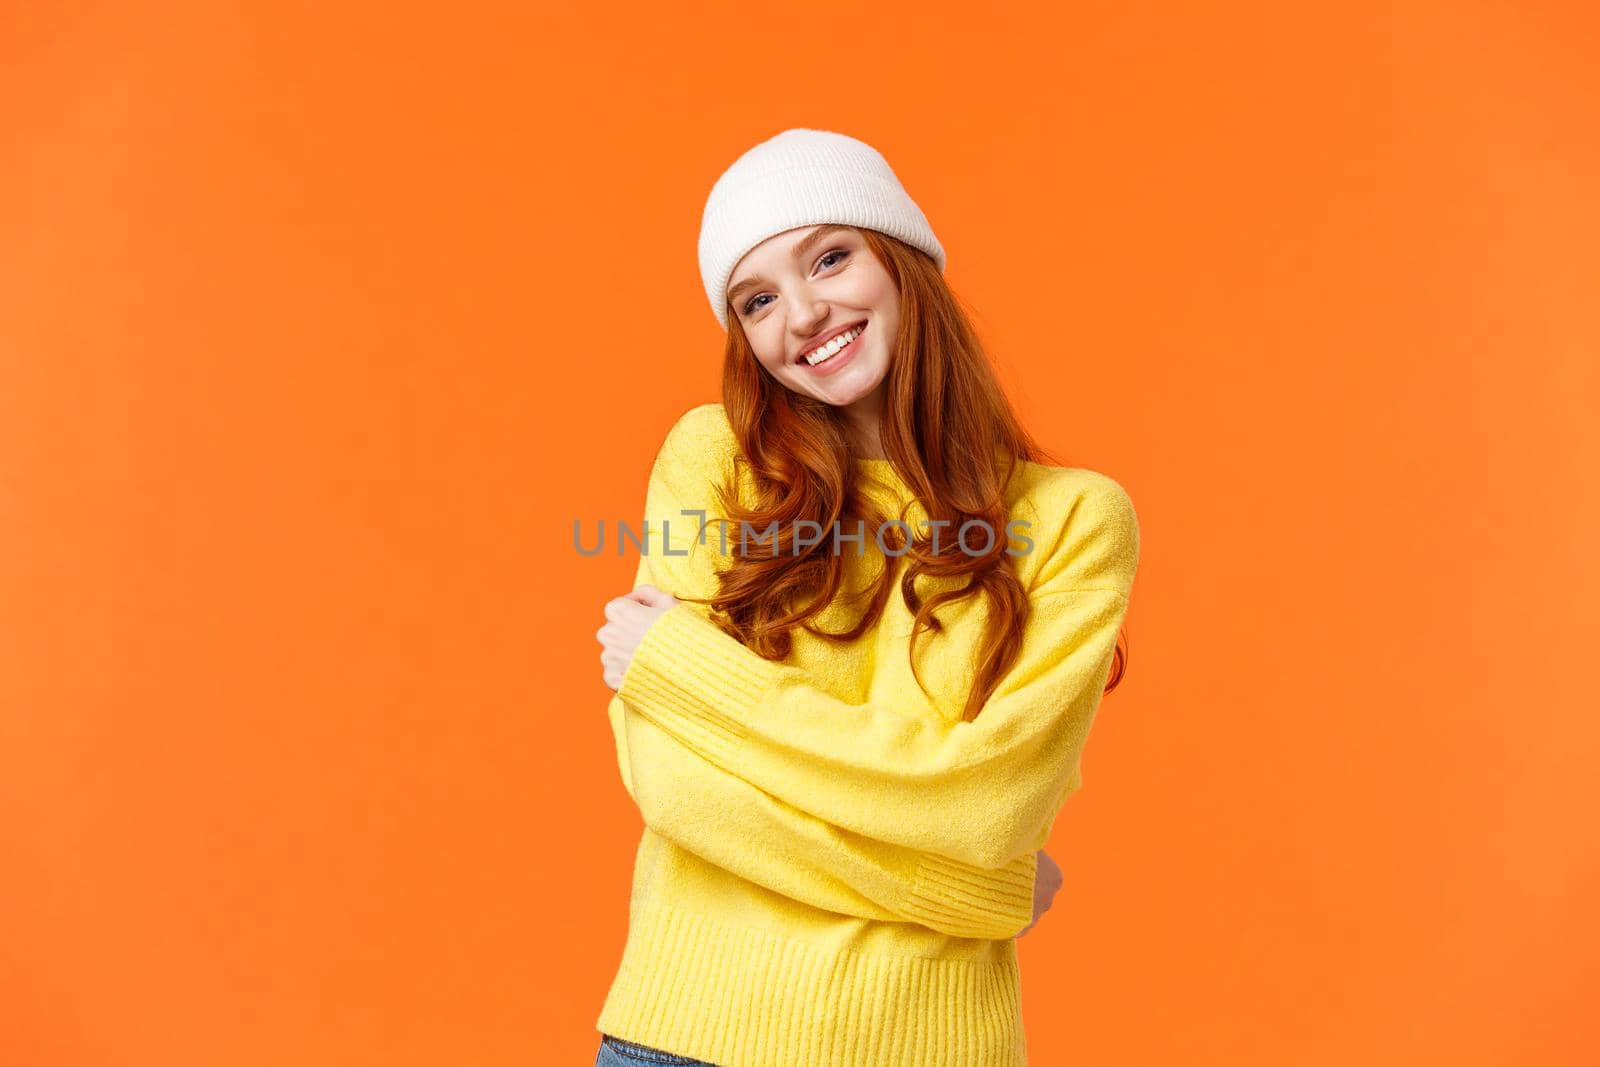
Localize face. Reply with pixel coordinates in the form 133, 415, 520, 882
726, 224, 901, 417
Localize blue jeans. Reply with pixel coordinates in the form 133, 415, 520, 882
593, 1033, 719, 1066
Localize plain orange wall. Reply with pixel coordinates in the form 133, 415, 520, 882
2, 2, 1596, 1064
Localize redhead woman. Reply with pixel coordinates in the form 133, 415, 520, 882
592, 128, 1139, 1067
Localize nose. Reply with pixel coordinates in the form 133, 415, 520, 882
790, 296, 830, 342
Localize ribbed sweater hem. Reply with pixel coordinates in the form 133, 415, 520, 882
595, 901, 1028, 1067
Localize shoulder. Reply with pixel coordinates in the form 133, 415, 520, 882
658, 402, 739, 464
1047, 466, 1137, 537
1010, 462, 1140, 595
647, 403, 745, 507
1008, 461, 1138, 537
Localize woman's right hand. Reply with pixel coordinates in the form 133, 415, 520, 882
1016, 849, 1063, 939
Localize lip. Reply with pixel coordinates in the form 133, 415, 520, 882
800, 321, 867, 377
795, 320, 867, 365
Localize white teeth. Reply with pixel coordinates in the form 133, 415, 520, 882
803, 325, 863, 365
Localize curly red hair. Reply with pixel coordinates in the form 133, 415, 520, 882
678, 226, 1128, 722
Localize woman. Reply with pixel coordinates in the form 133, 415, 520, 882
592, 128, 1139, 1067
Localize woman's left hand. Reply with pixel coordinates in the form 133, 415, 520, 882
598, 584, 680, 691
1016, 848, 1064, 939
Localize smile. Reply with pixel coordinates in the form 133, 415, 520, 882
801, 322, 866, 366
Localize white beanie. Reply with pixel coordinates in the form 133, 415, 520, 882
697, 128, 947, 329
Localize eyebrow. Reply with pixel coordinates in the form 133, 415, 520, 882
726, 224, 855, 309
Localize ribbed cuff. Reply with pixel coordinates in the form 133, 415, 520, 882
902, 849, 1039, 941
617, 605, 780, 767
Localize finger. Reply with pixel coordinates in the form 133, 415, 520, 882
630, 584, 674, 607
604, 597, 646, 622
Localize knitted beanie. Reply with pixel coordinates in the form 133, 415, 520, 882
697, 128, 946, 329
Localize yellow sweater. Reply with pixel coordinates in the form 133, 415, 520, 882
596, 403, 1140, 1067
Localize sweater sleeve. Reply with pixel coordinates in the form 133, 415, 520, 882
616, 410, 1140, 870
608, 686, 1038, 940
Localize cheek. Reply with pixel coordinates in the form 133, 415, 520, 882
854, 269, 897, 311
752, 334, 788, 373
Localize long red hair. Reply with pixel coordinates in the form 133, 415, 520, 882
680, 226, 1127, 721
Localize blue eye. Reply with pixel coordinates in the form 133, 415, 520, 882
741, 249, 851, 316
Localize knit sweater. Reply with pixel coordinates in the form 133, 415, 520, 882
596, 403, 1140, 1067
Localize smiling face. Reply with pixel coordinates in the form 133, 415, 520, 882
726, 224, 901, 430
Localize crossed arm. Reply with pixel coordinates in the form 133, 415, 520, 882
603, 413, 1138, 938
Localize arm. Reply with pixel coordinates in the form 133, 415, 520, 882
618, 409, 1140, 870
601, 411, 1037, 938
608, 686, 1038, 940
608, 507, 1039, 936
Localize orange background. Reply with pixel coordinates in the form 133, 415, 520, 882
2, 2, 1596, 1064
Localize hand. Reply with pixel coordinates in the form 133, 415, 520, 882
597, 584, 680, 691
1015, 848, 1063, 939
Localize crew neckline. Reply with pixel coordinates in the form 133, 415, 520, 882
849, 456, 911, 494
850, 457, 902, 477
